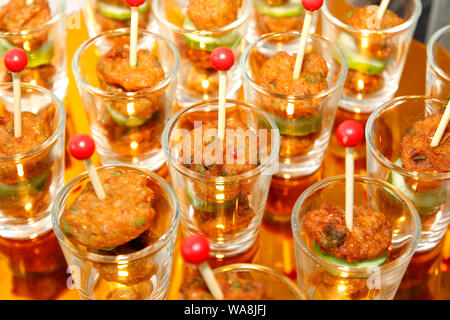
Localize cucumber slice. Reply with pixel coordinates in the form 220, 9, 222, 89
186, 181, 238, 213
336, 32, 387, 75
254, 0, 304, 18
388, 159, 446, 214
105, 103, 151, 127
183, 17, 241, 52
314, 243, 387, 269
0, 38, 54, 68
270, 113, 321, 137
97, 0, 149, 20
0, 170, 50, 197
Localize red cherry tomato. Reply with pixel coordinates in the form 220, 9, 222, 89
68, 134, 96, 161
181, 235, 210, 265
210, 47, 235, 71
301, 0, 324, 11
336, 120, 364, 147
4, 48, 28, 73
126, 0, 146, 7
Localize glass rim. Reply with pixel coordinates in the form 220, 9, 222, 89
240, 32, 348, 100
214, 263, 305, 299
152, 0, 253, 34
161, 98, 281, 183
0, 0, 65, 37
0, 83, 66, 162
427, 25, 450, 83
366, 95, 450, 180
291, 175, 421, 276
321, 0, 422, 35
72, 28, 181, 98
51, 165, 180, 264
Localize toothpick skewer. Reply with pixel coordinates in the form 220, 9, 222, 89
375, 0, 390, 28
430, 99, 450, 147
69, 134, 106, 200
210, 47, 235, 141
181, 235, 224, 300
4, 48, 28, 138
337, 120, 364, 231
126, 0, 146, 67
292, 0, 323, 80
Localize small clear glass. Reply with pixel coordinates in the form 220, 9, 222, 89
426, 25, 450, 100
292, 175, 421, 300
321, 0, 422, 113
162, 99, 280, 257
366, 96, 450, 252
52, 165, 180, 300
0, 83, 66, 239
152, 0, 251, 108
241, 32, 347, 178
83, 0, 153, 37
72, 29, 180, 171
0, 0, 67, 101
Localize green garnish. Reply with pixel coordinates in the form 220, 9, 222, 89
110, 170, 122, 177
316, 72, 324, 81
231, 281, 241, 290
405, 128, 416, 136
100, 246, 116, 251
134, 217, 147, 228
194, 164, 207, 173
344, 11, 353, 19
243, 283, 252, 292
305, 75, 316, 84
62, 221, 72, 235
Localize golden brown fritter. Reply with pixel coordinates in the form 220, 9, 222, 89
187, 0, 240, 30
304, 205, 392, 262
97, 47, 165, 92
60, 169, 156, 249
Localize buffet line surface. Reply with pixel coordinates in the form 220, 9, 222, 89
0, 11, 448, 300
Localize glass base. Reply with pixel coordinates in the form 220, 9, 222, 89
0, 213, 52, 240
417, 206, 450, 252
183, 224, 260, 258
175, 64, 241, 109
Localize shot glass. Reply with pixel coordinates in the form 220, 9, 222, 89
246, 0, 318, 45
292, 175, 421, 300
52, 165, 180, 300
83, 0, 153, 37
241, 32, 347, 178
321, 0, 422, 113
366, 96, 450, 252
152, 0, 251, 108
182, 263, 305, 300
0, 0, 67, 101
0, 83, 66, 239
162, 99, 280, 257
426, 25, 450, 100
72, 29, 179, 171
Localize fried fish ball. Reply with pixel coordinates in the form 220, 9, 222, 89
60, 169, 156, 249
400, 115, 450, 192
0, 0, 51, 50
187, 0, 240, 30
97, 47, 165, 92
304, 205, 392, 263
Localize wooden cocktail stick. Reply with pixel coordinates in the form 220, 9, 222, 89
210, 47, 235, 141
181, 235, 224, 300
292, 0, 323, 80
375, 0, 390, 28
69, 134, 106, 200
4, 48, 28, 138
430, 99, 450, 147
337, 120, 364, 231
126, 0, 146, 67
